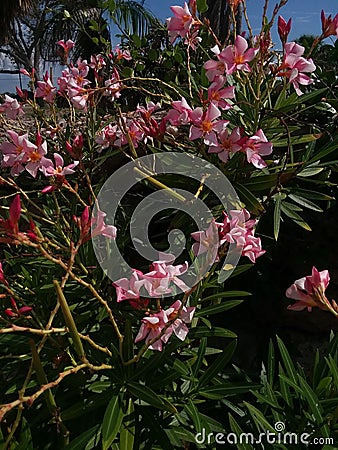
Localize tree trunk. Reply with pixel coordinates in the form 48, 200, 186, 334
205, 0, 242, 43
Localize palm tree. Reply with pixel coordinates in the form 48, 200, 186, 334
0, 0, 33, 43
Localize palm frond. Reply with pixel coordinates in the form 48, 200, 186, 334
112, 0, 156, 38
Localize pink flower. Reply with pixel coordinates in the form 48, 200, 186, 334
114, 45, 132, 61
207, 76, 235, 110
25, 139, 48, 178
91, 209, 117, 240
204, 45, 227, 81
166, 97, 192, 126
208, 127, 242, 162
35, 72, 56, 103
191, 209, 265, 264
278, 43, 316, 95
135, 310, 168, 351
286, 267, 331, 312
0, 95, 24, 119
57, 39, 74, 63
277, 16, 292, 44
190, 103, 228, 146
95, 124, 119, 150
41, 153, 79, 177
165, 300, 195, 341
219, 36, 259, 75
0, 195, 36, 242
191, 219, 221, 258
104, 69, 122, 101
240, 129, 273, 169
142, 253, 189, 297
241, 234, 265, 263
114, 270, 146, 303
321, 10, 338, 38
167, 2, 193, 43
66, 134, 83, 160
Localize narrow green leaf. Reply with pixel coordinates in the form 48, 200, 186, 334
273, 134, 321, 147
120, 398, 135, 450
127, 382, 177, 413
102, 392, 124, 450
274, 192, 282, 240
235, 184, 265, 215
200, 383, 261, 399
200, 291, 251, 302
184, 399, 202, 432
288, 193, 323, 212
195, 301, 243, 317
189, 327, 237, 339
192, 337, 207, 378
297, 375, 330, 437
243, 402, 276, 432
280, 203, 311, 231
276, 336, 297, 385
229, 413, 255, 450
267, 339, 275, 385
198, 340, 237, 388
65, 425, 100, 450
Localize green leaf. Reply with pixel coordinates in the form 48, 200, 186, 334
235, 184, 265, 215
198, 340, 237, 388
120, 398, 135, 450
200, 291, 251, 302
297, 375, 330, 437
189, 327, 237, 339
200, 383, 261, 399
288, 194, 322, 212
276, 336, 297, 385
272, 134, 321, 147
184, 399, 202, 432
196, 0, 208, 13
192, 337, 207, 378
242, 174, 279, 192
65, 425, 100, 450
195, 301, 243, 316
274, 192, 282, 241
297, 167, 324, 177
243, 402, 276, 432
127, 382, 177, 413
102, 392, 124, 450
307, 135, 338, 164
229, 265, 254, 278
280, 203, 311, 231
229, 414, 255, 450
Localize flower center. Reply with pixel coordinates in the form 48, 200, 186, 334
201, 120, 213, 132
29, 151, 41, 162
234, 55, 244, 65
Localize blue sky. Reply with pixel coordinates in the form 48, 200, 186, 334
0, 0, 336, 92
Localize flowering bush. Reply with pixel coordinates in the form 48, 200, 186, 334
0, 0, 337, 447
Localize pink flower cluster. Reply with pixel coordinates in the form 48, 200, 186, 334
277, 42, 316, 95
0, 95, 24, 119
286, 267, 338, 317
95, 102, 166, 151
135, 300, 195, 351
113, 253, 189, 305
204, 36, 259, 81
73, 206, 117, 243
0, 131, 78, 187
191, 208, 265, 263
167, 2, 201, 50
166, 96, 273, 168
